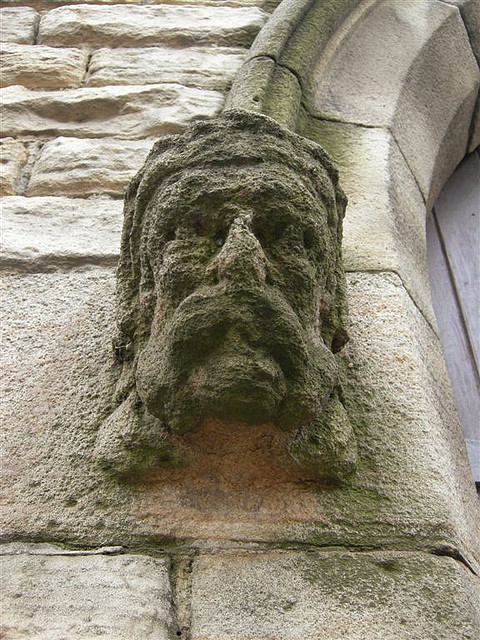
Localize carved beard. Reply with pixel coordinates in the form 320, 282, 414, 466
135, 285, 338, 434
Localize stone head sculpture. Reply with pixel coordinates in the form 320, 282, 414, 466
95, 110, 357, 481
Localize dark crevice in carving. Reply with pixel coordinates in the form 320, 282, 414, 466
169, 556, 194, 640
432, 545, 478, 577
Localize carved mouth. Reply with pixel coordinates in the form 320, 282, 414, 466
136, 285, 337, 433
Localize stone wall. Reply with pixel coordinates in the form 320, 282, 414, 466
1, 0, 480, 638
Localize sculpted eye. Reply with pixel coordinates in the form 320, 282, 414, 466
213, 228, 228, 247
164, 228, 176, 242
193, 215, 209, 236
303, 225, 316, 249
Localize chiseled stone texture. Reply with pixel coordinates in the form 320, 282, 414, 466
1, 270, 479, 573
1, 548, 173, 639
307, 0, 479, 207
0, 138, 27, 196
1, 196, 123, 269
0, 43, 88, 89
27, 137, 152, 196
190, 551, 480, 640
0, 7, 38, 44
1, 84, 224, 139
38, 5, 267, 48
298, 113, 434, 329
87, 46, 245, 90
440, 0, 480, 64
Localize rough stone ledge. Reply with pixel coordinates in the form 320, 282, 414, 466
0, 542, 124, 555
1, 550, 174, 640
189, 549, 480, 640
1, 195, 123, 268
0, 7, 38, 44
1, 83, 225, 140
38, 4, 268, 48
0, 43, 89, 89
25, 137, 154, 197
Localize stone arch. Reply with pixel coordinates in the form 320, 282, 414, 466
225, 0, 480, 569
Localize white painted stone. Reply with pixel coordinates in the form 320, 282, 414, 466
1, 195, 123, 269
87, 46, 245, 90
38, 5, 267, 48
0, 7, 38, 44
1, 84, 224, 139
1, 551, 173, 639
0, 138, 27, 196
308, 0, 480, 207
27, 137, 152, 196
0, 43, 88, 89
191, 551, 480, 640
298, 114, 434, 329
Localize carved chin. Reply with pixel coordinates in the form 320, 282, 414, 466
136, 333, 338, 434
135, 288, 338, 433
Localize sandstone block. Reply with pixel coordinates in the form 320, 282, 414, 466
0, 43, 88, 89
440, 0, 480, 63
87, 46, 245, 90
190, 551, 480, 640
1, 549, 173, 639
1, 84, 224, 139
1, 270, 479, 571
307, 0, 480, 206
27, 137, 152, 196
1, 195, 123, 269
38, 5, 267, 48
0, 7, 38, 44
0, 138, 27, 196
298, 114, 434, 328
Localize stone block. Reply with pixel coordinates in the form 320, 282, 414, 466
1, 270, 479, 572
1, 84, 224, 139
38, 5, 267, 48
0, 43, 88, 89
1, 195, 122, 270
297, 114, 434, 328
190, 551, 480, 640
27, 137, 152, 196
307, 0, 479, 207
1, 548, 173, 639
440, 0, 480, 64
0, 7, 38, 44
87, 46, 245, 90
0, 138, 27, 196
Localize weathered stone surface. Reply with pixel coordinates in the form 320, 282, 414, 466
87, 46, 245, 90
297, 113, 434, 328
0, 138, 27, 196
1, 196, 122, 269
440, 0, 480, 64
0, 7, 38, 44
190, 551, 480, 640
27, 137, 152, 197
307, 0, 480, 207
38, 5, 267, 48
0, 43, 88, 89
95, 111, 353, 481
1, 84, 224, 139
1, 269, 479, 572
1, 549, 173, 639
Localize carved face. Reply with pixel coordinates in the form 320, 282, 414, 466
134, 163, 343, 433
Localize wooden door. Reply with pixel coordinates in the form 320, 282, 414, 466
427, 149, 480, 486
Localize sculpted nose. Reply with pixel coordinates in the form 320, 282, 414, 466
210, 214, 267, 287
